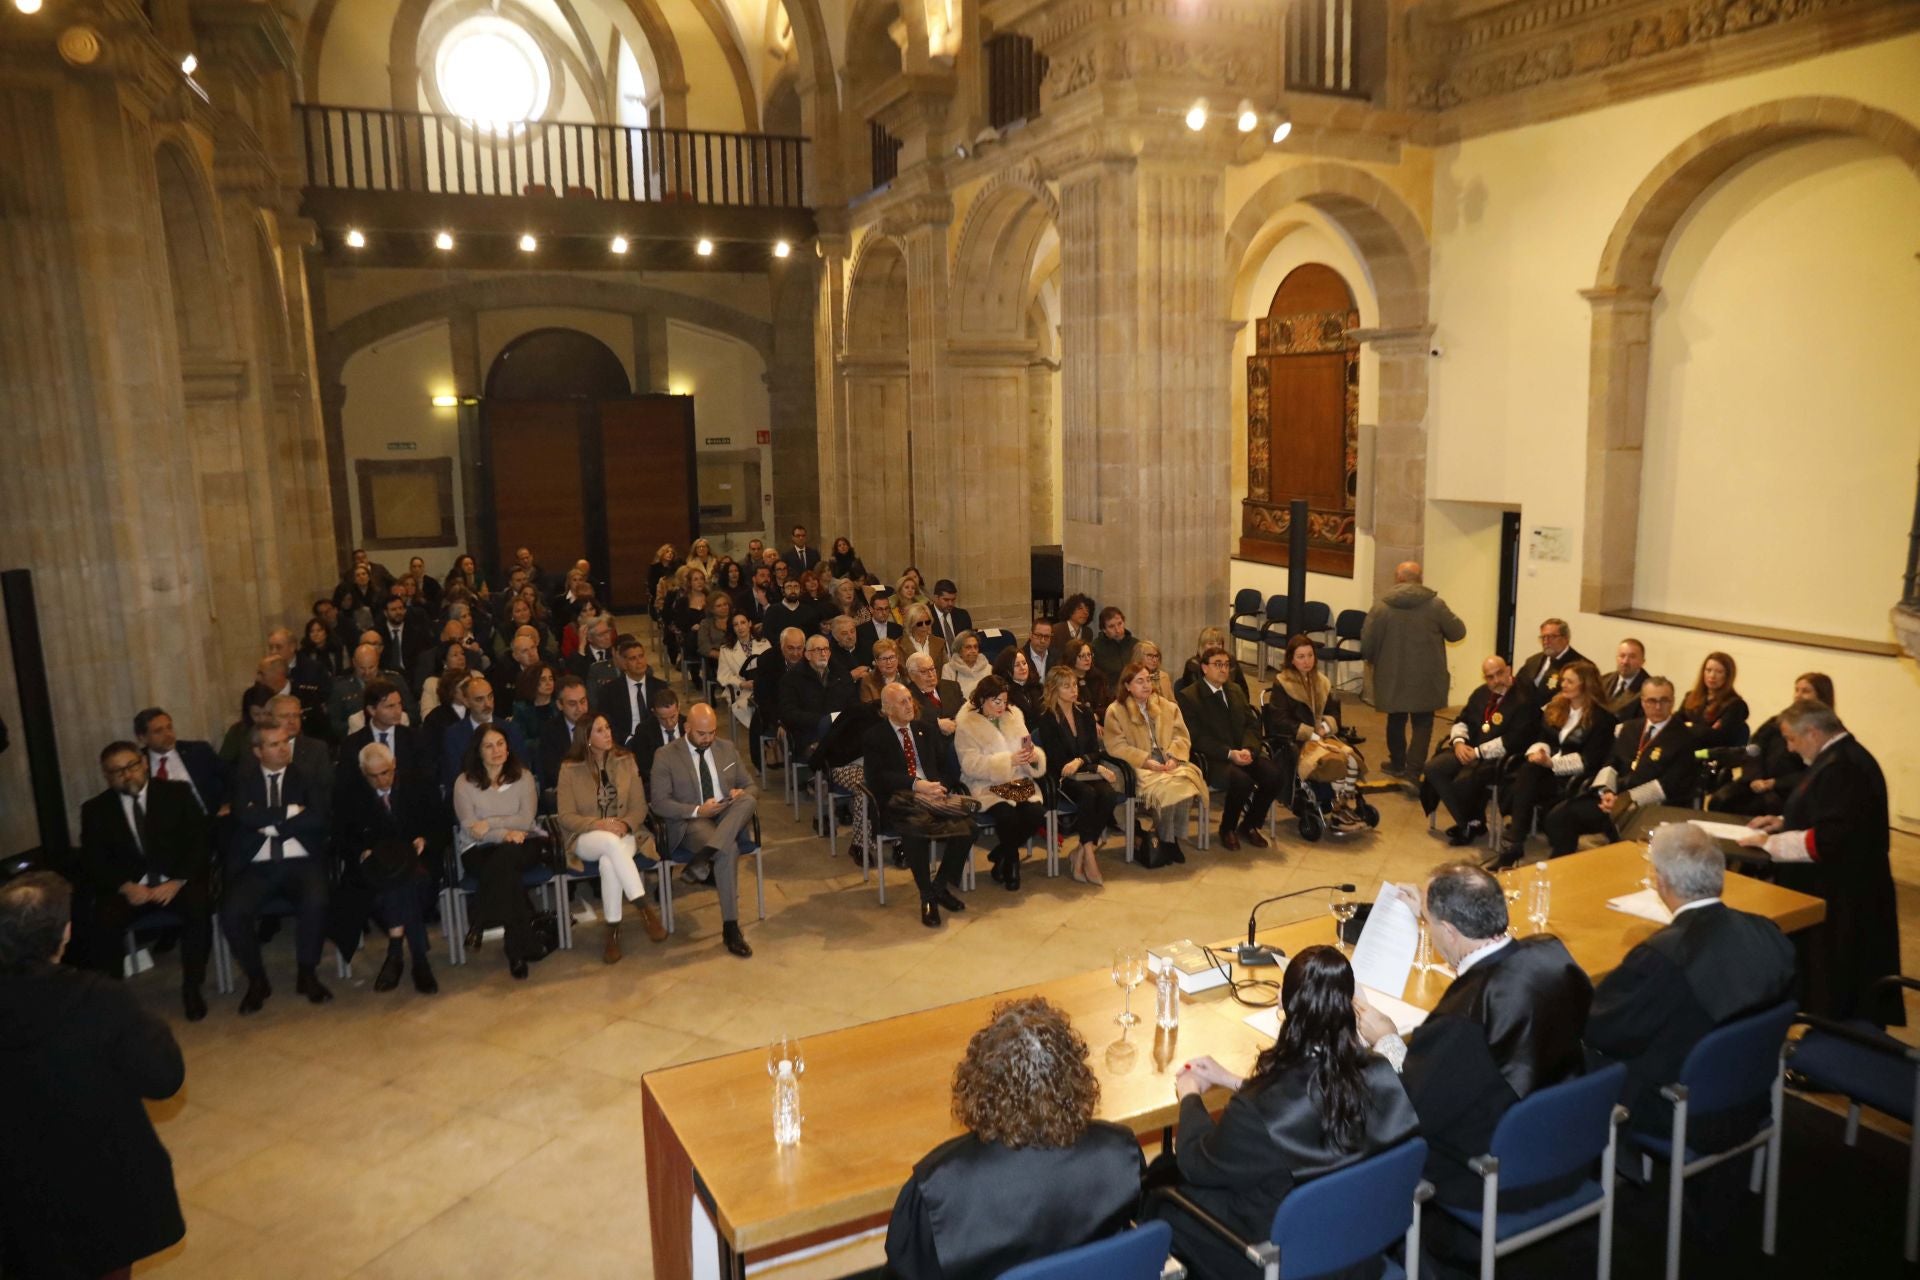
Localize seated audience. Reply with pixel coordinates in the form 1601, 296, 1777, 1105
222, 724, 333, 1014
439, 678, 529, 792
329, 642, 415, 741
1053, 593, 1095, 652
782, 525, 820, 576
752, 628, 807, 767
1149, 947, 1419, 1277
332, 742, 439, 995
927, 578, 972, 649
891, 573, 925, 624
684, 537, 717, 582
332, 561, 379, 630
446, 551, 490, 601
134, 706, 225, 813
537, 675, 594, 789
511, 661, 559, 743
1492, 659, 1614, 870
1585, 825, 1794, 1137
269, 693, 333, 815
597, 638, 667, 753
1708, 672, 1833, 815
905, 651, 965, 752
695, 591, 734, 679
956, 676, 1047, 893
76, 742, 212, 1020
860, 637, 904, 704
990, 645, 1037, 720
781, 634, 855, 758
336, 679, 426, 796
376, 592, 431, 677
884, 996, 1145, 1279
1182, 643, 1282, 850
1105, 661, 1205, 865
555, 713, 666, 962
452, 724, 547, 979
830, 578, 869, 628
648, 545, 678, 626
1600, 638, 1649, 715
631, 686, 685, 782
1133, 639, 1177, 701
568, 615, 619, 683
827, 614, 870, 682
1178, 625, 1249, 699
1264, 634, 1367, 834
558, 595, 602, 657
1420, 655, 1539, 846
900, 602, 947, 671
1515, 616, 1587, 693
1022, 617, 1054, 683
716, 613, 770, 727
1542, 676, 1699, 856
1064, 636, 1109, 713
857, 586, 899, 657
1680, 650, 1750, 749
1034, 667, 1121, 886
865, 683, 972, 927
294, 616, 347, 700
762, 578, 816, 643
1090, 606, 1137, 683
648, 704, 757, 958
0, 873, 187, 1280
942, 629, 992, 698
827, 536, 865, 581
1354, 862, 1592, 1208
419, 670, 471, 765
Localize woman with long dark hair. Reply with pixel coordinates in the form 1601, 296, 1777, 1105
1680, 650, 1749, 749
827, 536, 865, 581
1150, 946, 1419, 1277
1492, 658, 1615, 870
451, 724, 547, 979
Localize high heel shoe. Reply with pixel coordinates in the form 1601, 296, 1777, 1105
1069, 846, 1088, 883
1082, 844, 1104, 886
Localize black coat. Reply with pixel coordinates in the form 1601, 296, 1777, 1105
1523, 702, 1619, 783
1777, 735, 1902, 1023
334, 722, 427, 795
1586, 902, 1796, 1132
536, 714, 590, 790
1514, 646, 1588, 694
1178, 679, 1265, 787
1453, 682, 1541, 756
0, 964, 185, 1278
1034, 704, 1108, 782
1680, 694, 1751, 750
76, 780, 209, 893
780, 663, 855, 737
630, 716, 687, 784
1400, 935, 1593, 1205
596, 671, 669, 752
884, 1123, 1144, 1280
224, 762, 333, 874
376, 616, 433, 675
762, 600, 819, 643
863, 716, 963, 823
146, 738, 227, 813
1594, 716, 1700, 806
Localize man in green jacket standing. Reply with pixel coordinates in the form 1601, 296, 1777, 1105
1361, 561, 1467, 779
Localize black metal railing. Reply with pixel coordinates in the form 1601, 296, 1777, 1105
297, 104, 809, 208
1286, 0, 1384, 99
869, 120, 902, 190
985, 33, 1048, 129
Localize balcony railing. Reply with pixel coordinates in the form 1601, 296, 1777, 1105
1286, 0, 1385, 100
869, 120, 902, 190
985, 33, 1048, 129
297, 104, 808, 208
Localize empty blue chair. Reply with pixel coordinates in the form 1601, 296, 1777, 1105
1298, 600, 1333, 642
1163, 1136, 1431, 1280
1637, 999, 1796, 1280
1000, 1220, 1173, 1280
1438, 1062, 1627, 1280
1789, 977, 1920, 1260
978, 628, 1017, 662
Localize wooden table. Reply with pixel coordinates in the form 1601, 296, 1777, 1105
641, 843, 1825, 1279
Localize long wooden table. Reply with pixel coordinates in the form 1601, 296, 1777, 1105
641, 843, 1825, 1278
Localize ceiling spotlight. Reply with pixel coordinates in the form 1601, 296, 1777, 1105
433, 231, 453, 251
610, 235, 629, 254
1237, 101, 1258, 133
696, 238, 714, 257
180, 53, 198, 76
518, 233, 537, 252
344, 228, 366, 249
1272, 117, 1293, 145
14, 0, 45, 14
1185, 100, 1208, 132
773, 240, 791, 259
431, 394, 459, 408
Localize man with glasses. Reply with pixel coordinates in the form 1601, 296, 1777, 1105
1515, 617, 1586, 692
1542, 676, 1699, 857
1178, 646, 1282, 850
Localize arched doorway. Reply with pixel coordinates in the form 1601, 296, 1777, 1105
481, 327, 694, 609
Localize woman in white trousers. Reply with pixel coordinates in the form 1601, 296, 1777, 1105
554, 714, 666, 962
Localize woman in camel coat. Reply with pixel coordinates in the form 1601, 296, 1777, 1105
554, 715, 665, 963
1104, 662, 1205, 864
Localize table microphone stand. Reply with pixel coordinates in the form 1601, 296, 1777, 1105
1236, 883, 1357, 967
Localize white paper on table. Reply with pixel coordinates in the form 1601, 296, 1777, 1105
1606, 887, 1673, 924
1349, 883, 1420, 1000
1689, 819, 1758, 843
1243, 983, 1428, 1040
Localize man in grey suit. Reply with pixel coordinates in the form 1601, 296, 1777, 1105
650, 703, 757, 958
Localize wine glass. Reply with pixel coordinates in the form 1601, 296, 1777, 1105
1639, 839, 1656, 891
1329, 888, 1358, 955
1111, 946, 1146, 1026
1499, 868, 1523, 911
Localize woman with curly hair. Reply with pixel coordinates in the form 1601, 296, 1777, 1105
885, 997, 1146, 1279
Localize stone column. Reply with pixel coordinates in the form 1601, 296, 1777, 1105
814, 232, 852, 541
1026, 356, 1060, 546
946, 339, 1038, 629
1579, 286, 1660, 615
1352, 323, 1438, 602
891, 200, 955, 572
769, 255, 821, 538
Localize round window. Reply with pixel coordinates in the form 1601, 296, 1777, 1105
433, 15, 551, 130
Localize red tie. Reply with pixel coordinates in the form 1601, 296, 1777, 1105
1635, 725, 1652, 767
153, 755, 169, 781
900, 727, 919, 779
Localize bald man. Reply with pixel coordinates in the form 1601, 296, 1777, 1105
649, 704, 757, 957
863, 683, 970, 927
1420, 656, 1541, 845
1361, 560, 1467, 777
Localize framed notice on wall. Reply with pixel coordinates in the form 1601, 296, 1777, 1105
355, 458, 457, 549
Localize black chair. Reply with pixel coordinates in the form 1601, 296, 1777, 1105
1256, 594, 1291, 678
1788, 975, 1920, 1262
1229, 588, 1265, 663
1298, 600, 1333, 645
1318, 608, 1368, 694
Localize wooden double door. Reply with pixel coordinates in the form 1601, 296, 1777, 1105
481, 396, 696, 612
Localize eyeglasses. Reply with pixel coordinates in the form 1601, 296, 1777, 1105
912, 620, 931, 629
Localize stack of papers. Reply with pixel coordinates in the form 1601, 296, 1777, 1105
1688, 819, 1758, 843
1606, 888, 1673, 924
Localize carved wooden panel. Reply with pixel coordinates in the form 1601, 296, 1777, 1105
355, 457, 456, 549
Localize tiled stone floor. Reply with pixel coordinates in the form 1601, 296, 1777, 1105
128, 670, 1920, 1278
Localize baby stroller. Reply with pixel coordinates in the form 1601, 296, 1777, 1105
1266, 729, 1380, 842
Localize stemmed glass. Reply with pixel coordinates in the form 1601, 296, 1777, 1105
1499, 868, 1524, 912
1111, 946, 1146, 1026
1329, 887, 1358, 955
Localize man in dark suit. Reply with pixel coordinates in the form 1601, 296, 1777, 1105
780, 633, 854, 758
334, 680, 424, 794
329, 642, 417, 740
495, 632, 545, 719
1599, 638, 1650, 715
566, 615, 619, 684
1742, 701, 1902, 1023
269, 693, 335, 800
597, 637, 667, 753
904, 651, 965, 776
1543, 677, 1698, 856
332, 738, 441, 994
631, 686, 686, 782
1022, 618, 1054, 685
781, 523, 821, 577
928, 579, 973, 652
853, 587, 899, 663
1513, 616, 1587, 693
1177, 644, 1282, 851
77, 742, 213, 1020
538, 676, 595, 789
438, 677, 529, 791
751, 627, 807, 769
376, 592, 432, 677
1356, 862, 1593, 1208
222, 724, 334, 1014
1420, 656, 1540, 845
133, 707, 226, 814
865, 684, 971, 928
1586, 825, 1795, 1136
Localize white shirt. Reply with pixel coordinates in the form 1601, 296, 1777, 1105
1672, 897, 1720, 918
251, 768, 311, 862
626, 675, 646, 726
1374, 934, 1513, 1072
1762, 733, 1851, 863
1029, 647, 1048, 676
1455, 934, 1513, 976
687, 740, 723, 796
118, 785, 165, 884
872, 618, 890, 639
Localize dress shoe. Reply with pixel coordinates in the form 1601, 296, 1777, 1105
639, 904, 668, 943
1486, 845, 1524, 872
1217, 828, 1241, 852
508, 956, 530, 980
1163, 840, 1186, 865
1069, 846, 1087, 883
1239, 826, 1270, 849
722, 922, 753, 958
464, 924, 484, 952
238, 975, 271, 1016
412, 959, 438, 994
1449, 820, 1488, 848
374, 947, 405, 992
920, 900, 942, 928
988, 855, 1008, 885
1082, 847, 1105, 886
936, 887, 966, 913
1003, 859, 1021, 891
603, 923, 624, 965
890, 848, 908, 869
182, 987, 208, 1022
295, 967, 334, 1005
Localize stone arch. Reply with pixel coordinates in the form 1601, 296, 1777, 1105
845, 232, 909, 354
950, 172, 1059, 339
763, 62, 803, 136
1224, 162, 1427, 329
486, 326, 632, 398
842, 235, 912, 570
154, 143, 236, 356
1580, 96, 1920, 615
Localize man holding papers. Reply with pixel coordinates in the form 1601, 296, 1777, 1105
1586, 825, 1795, 1138
1355, 863, 1592, 1208
650, 703, 758, 957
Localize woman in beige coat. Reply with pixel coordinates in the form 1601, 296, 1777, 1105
955, 676, 1048, 891
1104, 662, 1206, 864
555, 714, 665, 963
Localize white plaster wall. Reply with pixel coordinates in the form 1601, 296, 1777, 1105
1426, 33, 1920, 820
668, 320, 775, 552
339, 321, 467, 568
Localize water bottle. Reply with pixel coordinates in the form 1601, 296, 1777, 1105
772, 1060, 803, 1146
1154, 963, 1179, 1030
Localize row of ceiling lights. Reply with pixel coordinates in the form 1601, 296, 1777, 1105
15, 0, 208, 78
1187, 98, 1294, 144
341, 228, 792, 258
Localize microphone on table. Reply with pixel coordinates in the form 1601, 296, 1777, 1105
1237, 883, 1358, 968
